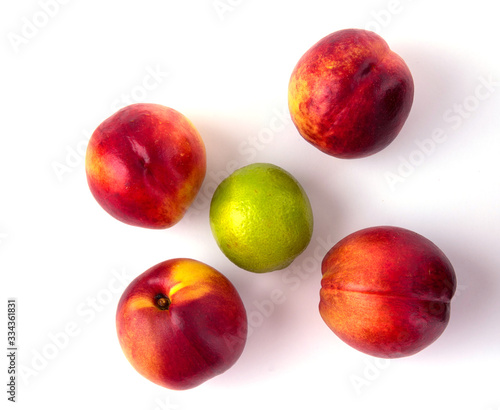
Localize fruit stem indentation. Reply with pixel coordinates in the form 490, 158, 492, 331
154, 293, 171, 310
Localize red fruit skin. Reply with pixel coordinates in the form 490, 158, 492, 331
85, 103, 206, 229
116, 258, 248, 390
319, 226, 456, 358
288, 29, 414, 159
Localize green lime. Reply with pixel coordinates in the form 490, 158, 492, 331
209, 163, 314, 273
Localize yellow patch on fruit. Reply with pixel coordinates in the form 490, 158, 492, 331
124, 294, 156, 311
86, 147, 129, 190
168, 259, 219, 303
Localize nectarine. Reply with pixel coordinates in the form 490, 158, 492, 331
85, 103, 206, 229
288, 29, 414, 158
320, 226, 456, 358
116, 258, 247, 390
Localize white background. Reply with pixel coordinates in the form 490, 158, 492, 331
2, 0, 500, 409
